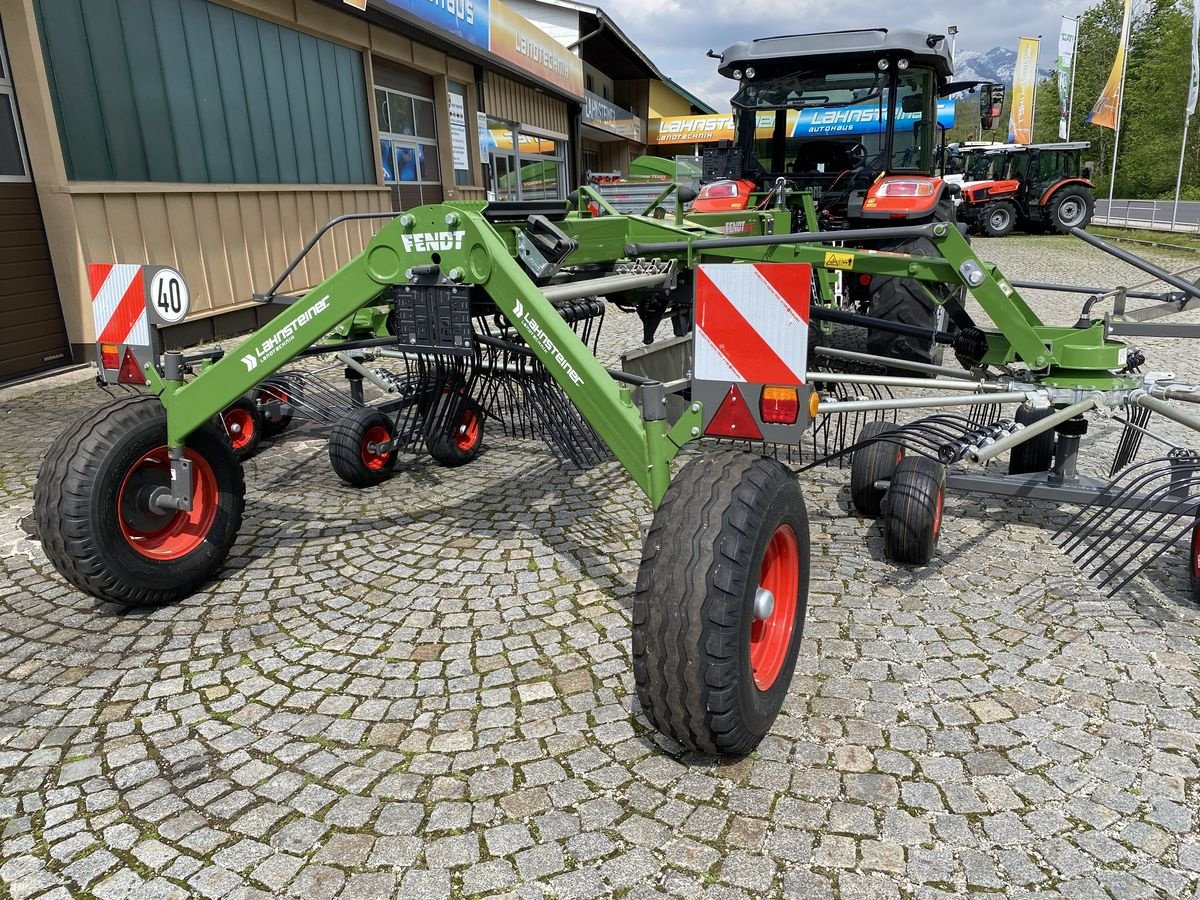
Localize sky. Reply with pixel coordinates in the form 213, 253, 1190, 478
599, 0, 1083, 110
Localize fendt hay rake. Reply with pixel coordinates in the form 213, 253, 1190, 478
34, 194, 1200, 756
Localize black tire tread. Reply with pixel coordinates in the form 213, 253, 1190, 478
425, 397, 485, 468
329, 408, 396, 487
883, 455, 945, 565
633, 451, 808, 755
850, 421, 902, 516
1009, 406, 1057, 475
1048, 184, 1095, 234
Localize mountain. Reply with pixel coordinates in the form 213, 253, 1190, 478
954, 46, 1052, 86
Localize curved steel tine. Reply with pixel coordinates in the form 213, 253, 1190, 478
1074, 471, 1200, 567
1105, 520, 1197, 595
1057, 456, 1191, 548
1095, 507, 1199, 590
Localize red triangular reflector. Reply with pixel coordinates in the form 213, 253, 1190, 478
117, 347, 147, 385
704, 384, 763, 440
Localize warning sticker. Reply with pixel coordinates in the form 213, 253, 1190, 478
824, 251, 855, 270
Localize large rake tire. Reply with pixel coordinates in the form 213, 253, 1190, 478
882, 456, 946, 565
34, 396, 244, 607
426, 396, 484, 468
1009, 405, 1057, 475
633, 451, 810, 756
329, 408, 397, 487
850, 421, 903, 516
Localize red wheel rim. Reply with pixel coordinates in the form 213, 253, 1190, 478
1192, 521, 1200, 578
118, 448, 219, 560
361, 425, 393, 470
222, 407, 255, 451
256, 388, 289, 425
749, 524, 801, 691
455, 408, 480, 452
933, 486, 945, 537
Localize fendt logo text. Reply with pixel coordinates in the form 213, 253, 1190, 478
401, 231, 466, 253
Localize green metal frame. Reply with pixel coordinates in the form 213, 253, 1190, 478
146, 201, 1128, 510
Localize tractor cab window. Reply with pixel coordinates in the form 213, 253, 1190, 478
890, 69, 934, 171
1036, 149, 1078, 180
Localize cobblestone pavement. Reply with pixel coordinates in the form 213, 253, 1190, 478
2, 236, 1200, 900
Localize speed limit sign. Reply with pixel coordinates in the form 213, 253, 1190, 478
146, 267, 190, 326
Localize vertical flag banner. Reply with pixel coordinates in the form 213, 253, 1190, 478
1057, 18, 1078, 140
1189, 0, 1199, 118
1008, 37, 1041, 144
1089, 0, 1133, 129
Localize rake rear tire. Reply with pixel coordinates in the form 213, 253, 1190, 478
1009, 405, 1057, 475
850, 421, 903, 516
633, 451, 810, 756
34, 396, 244, 607
882, 456, 946, 565
329, 408, 396, 487
426, 396, 484, 467
1190, 518, 1200, 604
220, 398, 263, 462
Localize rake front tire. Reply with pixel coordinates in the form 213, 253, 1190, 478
1008, 405, 1057, 475
850, 421, 903, 516
1190, 518, 1200, 604
329, 408, 397, 487
34, 396, 244, 606
633, 451, 810, 756
882, 456, 946, 565
220, 398, 263, 462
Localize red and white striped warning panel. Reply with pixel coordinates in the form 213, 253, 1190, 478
89, 263, 150, 347
693, 263, 811, 385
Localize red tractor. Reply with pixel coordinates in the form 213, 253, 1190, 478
957, 142, 1095, 237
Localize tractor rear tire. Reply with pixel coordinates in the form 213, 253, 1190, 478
882, 456, 946, 565
426, 396, 485, 467
34, 395, 245, 606
329, 408, 397, 487
633, 451, 810, 756
1048, 185, 1095, 233
1008, 405, 1057, 475
850, 421, 903, 516
865, 236, 953, 366
220, 398, 263, 461
980, 202, 1017, 237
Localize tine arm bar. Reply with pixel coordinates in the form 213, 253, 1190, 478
967, 397, 1098, 463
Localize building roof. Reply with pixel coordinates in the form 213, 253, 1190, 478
660, 76, 717, 114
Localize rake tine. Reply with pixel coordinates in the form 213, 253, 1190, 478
1093, 500, 1199, 590
1072, 469, 1200, 567
1105, 520, 1197, 595
1056, 455, 1186, 548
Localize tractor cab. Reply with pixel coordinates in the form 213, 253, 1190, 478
694, 28, 955, 226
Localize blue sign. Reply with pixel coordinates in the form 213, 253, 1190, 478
374, 0, 491, 50
789, 99, 955, 137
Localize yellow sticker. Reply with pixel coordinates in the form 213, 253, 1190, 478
824, 251, 854, 270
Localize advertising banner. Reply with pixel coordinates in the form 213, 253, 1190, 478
489, 0, 584, 99
1089, 0, 1133, 129
1189, 0, 1199, 118
582, 91, 643, 142
448, 93, 470, 169
1057, 18, 1078, 140
366, 0, 490, 50
649, 100, 955, 146
1008, 36, 1040, 144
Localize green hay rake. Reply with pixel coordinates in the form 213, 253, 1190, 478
35, 199, 1200, 756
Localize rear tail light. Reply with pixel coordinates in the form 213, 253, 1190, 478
698, 181, 742, 200
100, 343, 120, 371
760, 386, 800, 424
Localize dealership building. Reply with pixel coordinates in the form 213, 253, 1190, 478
0, 0, 710, 382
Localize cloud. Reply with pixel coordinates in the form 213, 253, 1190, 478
600, 1, 1081, 108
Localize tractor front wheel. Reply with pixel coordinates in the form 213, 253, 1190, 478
882, 456, 946, 564
980, 202, 1017, 237
34, 396, 245, 606
633, 451, 810, 756
329, 408, 397, 487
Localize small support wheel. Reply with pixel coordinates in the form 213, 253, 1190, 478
329, 408, 397, 487
426, 396, 485, 467
254, 383, 294, 437
850, 421, 903, 516
220, 398, 263, 461
33, 396, 245, 606
1190, 517, 1200, 604
1009, 405, 1057, 475
633, 451, 810, 756
882, 456, 946, 565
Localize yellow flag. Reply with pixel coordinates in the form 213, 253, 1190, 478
1008, 37, 1041, 144
1089, 0, 1133, 129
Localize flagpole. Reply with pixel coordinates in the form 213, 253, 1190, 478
1172, 116, 1190, 229
1066, 22, 1079, 139
1107, 21, 1132, 211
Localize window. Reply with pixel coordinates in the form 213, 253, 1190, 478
518, 133, 565, 201
376, 86, 439, 185
0, 29, 28, 182
586, 74, 594, 92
